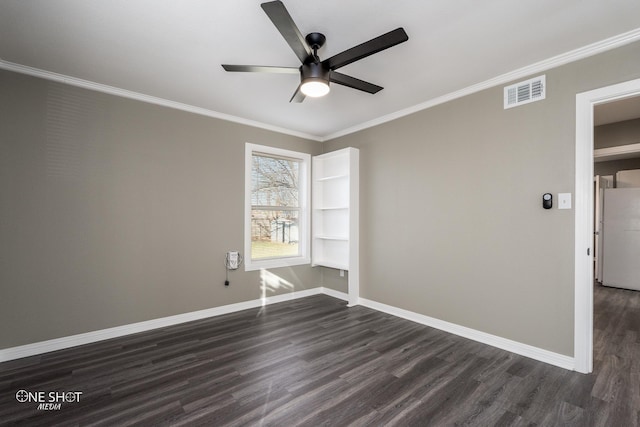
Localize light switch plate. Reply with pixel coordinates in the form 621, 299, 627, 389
558, 193, 572, 209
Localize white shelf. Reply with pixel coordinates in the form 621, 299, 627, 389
594, 142, 640, 162
316, 174, 348, 182
314, 206, 349, 211
312, 259, 348, 270
314, 235, 348, 241
312, 147, 359, 306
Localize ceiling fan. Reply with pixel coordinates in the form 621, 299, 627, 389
222, 1, 409, 102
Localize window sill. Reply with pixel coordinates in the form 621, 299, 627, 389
245, 256, 311, 272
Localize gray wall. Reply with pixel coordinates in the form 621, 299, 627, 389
594, 118, 640, 179
3, 40, 640, 356
323, 41, 640, 356
594, 118, 640, 149
594, 158, 640, 178
320, 267, 348, 293
0, 70, 323, 348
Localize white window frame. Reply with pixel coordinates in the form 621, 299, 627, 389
245, 143, 311, 271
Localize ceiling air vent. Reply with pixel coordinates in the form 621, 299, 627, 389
504, 75, 546, 109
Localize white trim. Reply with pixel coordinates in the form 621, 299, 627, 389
323, 28, 640, 141
2, 286, 576, 370
0, 287, 323, 362
359, 297, 575, 371
0, 59, 322, 142
3, 28, 640, 143
574, 77, 640, 374
244, 143, 311, 271
320, 287, 350, 302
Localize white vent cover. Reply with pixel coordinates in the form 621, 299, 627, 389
504, 75, 546, 109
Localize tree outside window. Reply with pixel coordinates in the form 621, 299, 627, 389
250, 154, 301, 260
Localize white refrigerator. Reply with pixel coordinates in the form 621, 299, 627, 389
602, 187, 640, 291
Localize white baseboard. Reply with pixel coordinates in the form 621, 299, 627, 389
0, 287, 324, 362
320, 287, 349, 301
1, 287, 575, 372
358, 297, 575, 371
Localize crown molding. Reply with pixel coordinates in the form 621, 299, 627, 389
0, 59, 323, 142
323, 27, 640, 141
2, 27, 640, 143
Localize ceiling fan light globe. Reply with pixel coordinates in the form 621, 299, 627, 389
301, 80, 330, 97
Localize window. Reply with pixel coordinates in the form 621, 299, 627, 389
245, 143, 310, 270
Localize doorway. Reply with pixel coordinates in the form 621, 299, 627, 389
574, 77, 640, 373
594, 97, 640, 285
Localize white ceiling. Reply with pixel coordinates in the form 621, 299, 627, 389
1, 0, 640, 140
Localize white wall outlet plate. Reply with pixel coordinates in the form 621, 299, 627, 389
227, 251, 239, 269
558, 193, 572, 209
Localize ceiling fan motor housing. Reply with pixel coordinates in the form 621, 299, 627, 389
301, 61, 330, 84
300, 61, 330, 97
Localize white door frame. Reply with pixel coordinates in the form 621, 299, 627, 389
574, 77, 640, 373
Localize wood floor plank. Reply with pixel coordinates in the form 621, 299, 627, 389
1, 284, 639, 425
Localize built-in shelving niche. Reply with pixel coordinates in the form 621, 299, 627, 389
312, 147, 359, 306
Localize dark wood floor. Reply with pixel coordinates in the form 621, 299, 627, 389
1, 283, 639, 426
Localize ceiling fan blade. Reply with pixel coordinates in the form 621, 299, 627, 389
261, 1, 312, 64
289, 84, 306, 103
222, 64, 299, 74
330, 72, 383, 94
322, 27, 408, 71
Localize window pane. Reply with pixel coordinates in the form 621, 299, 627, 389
251, 155, 299, 207
245, 143, 310, 271
250, 209, 300, 259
